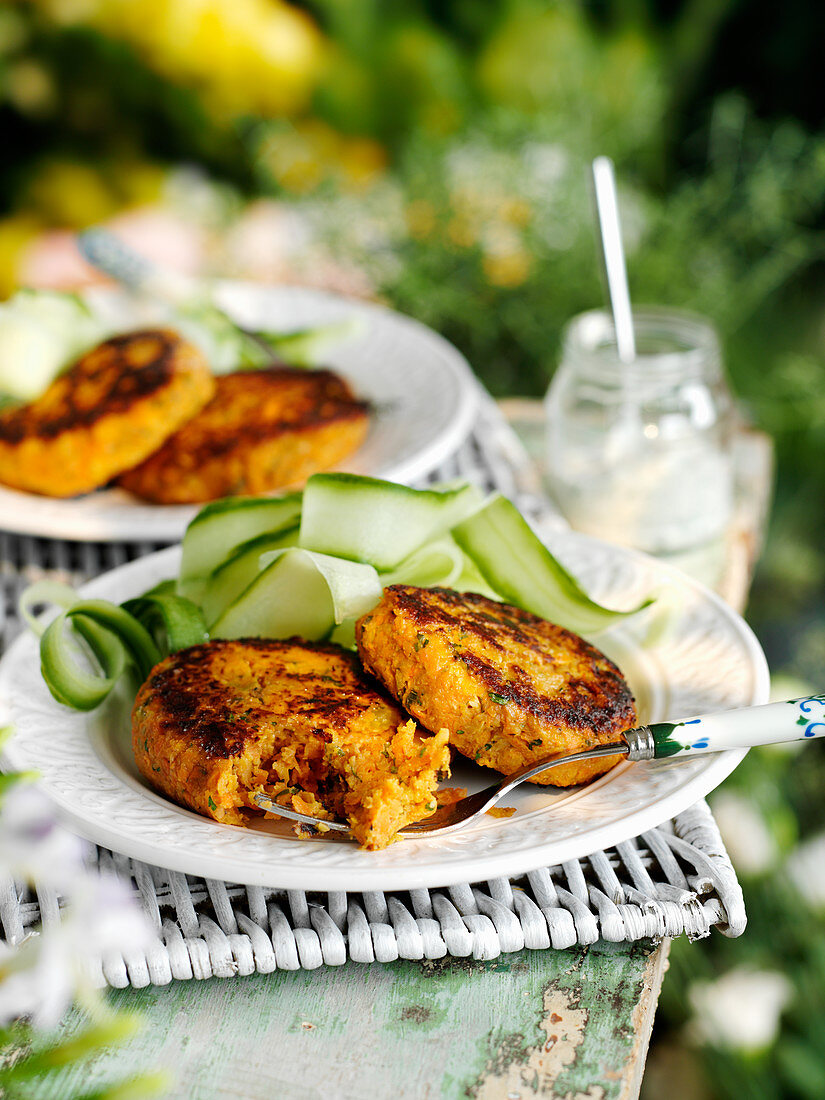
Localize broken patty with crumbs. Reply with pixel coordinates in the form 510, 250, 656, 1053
0, 329, 214, 497
132, 637, 450, 850
356, 586, 637, 787
118, 366, 370, 503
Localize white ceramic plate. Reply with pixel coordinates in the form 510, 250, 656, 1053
0, 283, 478, 542
0, 528, 769, 891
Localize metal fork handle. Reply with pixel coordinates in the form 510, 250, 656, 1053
623, 726, 657, 761
399, 741, 632, 837
490, 738, 631, 796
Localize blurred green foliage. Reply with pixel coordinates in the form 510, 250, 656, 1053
0, 1013, 168, 1099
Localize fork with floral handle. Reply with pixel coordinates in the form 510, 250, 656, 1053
254, 695, 825, 838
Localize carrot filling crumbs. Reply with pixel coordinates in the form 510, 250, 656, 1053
132, 638, 454, 850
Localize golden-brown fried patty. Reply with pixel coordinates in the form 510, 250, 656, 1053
118, 366, 370, 504
0, 329, 214, 497
356, 586, 637, 787
132, 637, 450, 850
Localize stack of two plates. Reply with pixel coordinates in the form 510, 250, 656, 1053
0, 284, 769, 893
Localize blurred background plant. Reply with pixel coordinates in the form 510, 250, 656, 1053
1, 0, 825, 1096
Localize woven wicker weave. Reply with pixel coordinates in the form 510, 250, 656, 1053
0, 395, 746, 985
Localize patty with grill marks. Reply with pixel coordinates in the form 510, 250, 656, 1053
356, 585, 637, 787
0, 329, 214, 497
132, 637, 450, 850
118, 366, 370, 503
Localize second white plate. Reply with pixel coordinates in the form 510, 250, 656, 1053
0, 528, 769, 891
0, 283, 478, 542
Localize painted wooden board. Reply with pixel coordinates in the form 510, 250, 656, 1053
17, 941, 669, 1099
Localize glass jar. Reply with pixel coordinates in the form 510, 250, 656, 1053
544, 307, 735, 557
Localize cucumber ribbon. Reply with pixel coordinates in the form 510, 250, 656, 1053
26, 474, 654, 715
210, 548, 382, 641
452, 495, 652, 634
23, 582, 205, 712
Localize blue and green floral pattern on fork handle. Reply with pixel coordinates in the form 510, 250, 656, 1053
255, 695, 825, 839
641, 694, 825, 758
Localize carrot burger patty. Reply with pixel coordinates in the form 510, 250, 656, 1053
118, 366, 370, 503
356, 585, 637, 787
132, 638, 450, 850
0, 329, 214, 497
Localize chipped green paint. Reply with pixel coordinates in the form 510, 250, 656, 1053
12, 943, 664, 1099
462, 942, 659, 1099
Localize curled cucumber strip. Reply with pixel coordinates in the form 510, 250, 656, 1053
452, 494, 653, 635
19, 580, 81, 637
40, 612, 127, 711
64, 600, 161, 682
22, 581, 164, 711
121, 594, 208, 655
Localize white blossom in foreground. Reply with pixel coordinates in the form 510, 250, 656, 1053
0, 931, 77, 1029
0, 783, 84, 891
687, 967, 793, 1053
711, 790, 779, 876
0, 784, 154, 1027
785, 831, 825, 909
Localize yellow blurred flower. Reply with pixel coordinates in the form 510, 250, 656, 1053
451, 181, 510, 221
498, 197, 532, 228
31, 0, 324, 119
0, 214, 42, 298
109, 161, 167, 207
338, 137, 386, 192
5, 61, 55, 115
0, 7, 28, 54
259, 121, 329, 194
26, 160, 120, 228
405, 200, 437, 240
258, 120, 386, 195
37, 0, 98, 21
447, 216, 476, 248
482, 248, 532, 288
